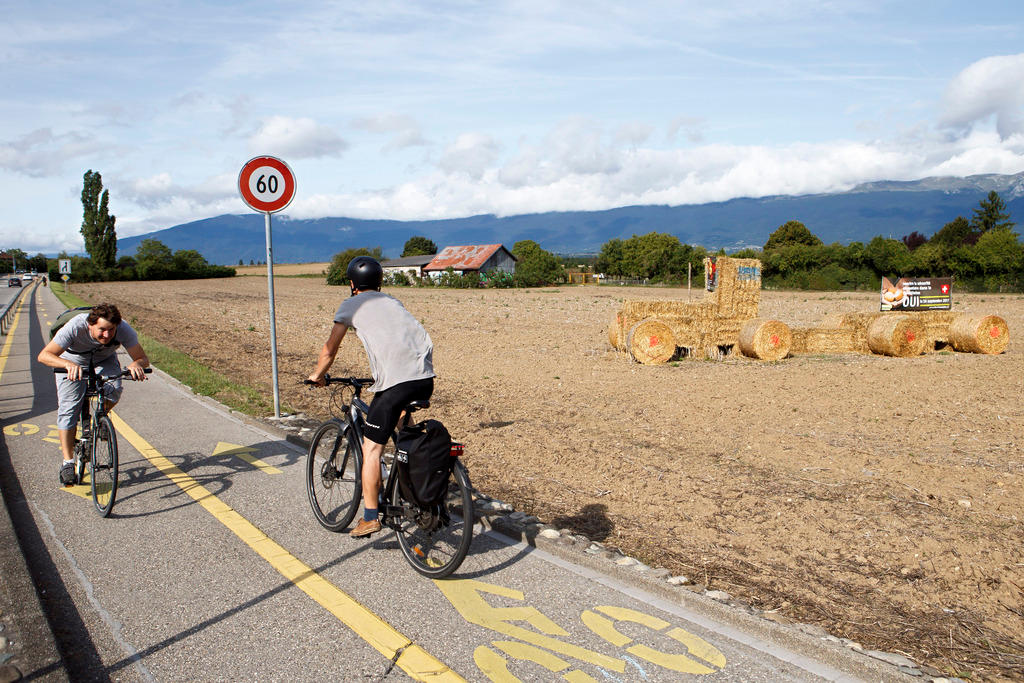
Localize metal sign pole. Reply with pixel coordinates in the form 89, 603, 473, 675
265, 211, 281, 417
238, 155, 294, 420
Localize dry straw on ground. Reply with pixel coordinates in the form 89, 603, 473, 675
867, 315, 926, 357
949, 314, 1010, 354
738, 319, 792, 360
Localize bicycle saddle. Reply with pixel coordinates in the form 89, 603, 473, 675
405, 400, 430, 413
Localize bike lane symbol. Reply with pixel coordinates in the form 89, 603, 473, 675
436, 578, 726, 681
3, 423, 41, 437
3, 423, 62, 444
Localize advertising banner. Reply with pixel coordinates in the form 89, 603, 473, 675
880, 276, 952, 311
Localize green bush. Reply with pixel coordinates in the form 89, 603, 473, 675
326, 247, 383, 286
385, 270, 412, 286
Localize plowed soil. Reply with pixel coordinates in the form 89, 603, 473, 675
76, 278, 1023, 681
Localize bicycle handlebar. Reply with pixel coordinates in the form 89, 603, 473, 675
54, 368, 152, 379
303, 374, 373, 387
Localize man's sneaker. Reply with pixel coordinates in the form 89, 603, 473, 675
349, 518, 382, 538
59, 461, 77, 486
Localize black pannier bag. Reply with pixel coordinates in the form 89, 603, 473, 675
395, 419, 453, 508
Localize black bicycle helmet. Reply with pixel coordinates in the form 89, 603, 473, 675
345, 256, 383, 293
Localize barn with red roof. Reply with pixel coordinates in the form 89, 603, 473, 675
423, 244, 516, 277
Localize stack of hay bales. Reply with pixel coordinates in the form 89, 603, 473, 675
787, 310, 1008, 357
608, 257, 769, 363
606, 256, 1011, 363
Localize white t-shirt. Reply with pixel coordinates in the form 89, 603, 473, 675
334, 291, 434, 392
53, 314, 139, 365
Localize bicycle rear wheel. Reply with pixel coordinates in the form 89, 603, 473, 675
307, 421, 362, 531
90, 415, 118, 517
393, 460, 474, 579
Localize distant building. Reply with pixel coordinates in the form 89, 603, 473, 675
423, 244, 516, 277
380, 254, 435, 278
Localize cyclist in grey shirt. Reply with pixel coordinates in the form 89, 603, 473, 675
38, 303, 149, 484
307, 256, 434, 538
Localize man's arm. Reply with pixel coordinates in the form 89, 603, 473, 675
37, 340, 81, 381
123, 343, 150, 381
307, 322, 348, 386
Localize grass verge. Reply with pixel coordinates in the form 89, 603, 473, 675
49, 286, 284, 417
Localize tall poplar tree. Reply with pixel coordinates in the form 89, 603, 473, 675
81, 169, 118, 269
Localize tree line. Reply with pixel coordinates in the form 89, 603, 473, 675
594, 191, 1023, 292
326, 237, 565, 288
46, 170, 235, 283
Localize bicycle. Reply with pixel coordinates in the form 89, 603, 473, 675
56, 362, 151, 516
304, 376, 474, 578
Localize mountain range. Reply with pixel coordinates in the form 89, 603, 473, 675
117, 172, 1024, 265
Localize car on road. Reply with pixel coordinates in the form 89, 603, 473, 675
21, 273, 33, 282
8, 276, 21, 287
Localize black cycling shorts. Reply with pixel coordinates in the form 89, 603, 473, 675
363, 377, 434, 445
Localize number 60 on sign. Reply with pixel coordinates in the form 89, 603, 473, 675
238, 156, 296, 213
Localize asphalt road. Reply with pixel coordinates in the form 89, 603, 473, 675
0, 282, 913, 681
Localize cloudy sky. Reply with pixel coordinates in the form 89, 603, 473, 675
3, 1, 1023, 255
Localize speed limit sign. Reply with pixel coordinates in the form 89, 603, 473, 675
238, 156, 296, 213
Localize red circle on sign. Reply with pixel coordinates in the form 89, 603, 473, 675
238, 156, 296, 213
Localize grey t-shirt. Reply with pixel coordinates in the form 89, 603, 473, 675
334, 291, 434, 392
53, 314, 140, 365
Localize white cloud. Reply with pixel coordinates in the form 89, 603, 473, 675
281, 121, 1024, 223
667, 116, 706, 143
352, 113, 426, 151
940, 53, 1024, 139
438, 133, 500, 178
248, 116, 348, 160
0, 128, 108, 178
1, 226, 84, 255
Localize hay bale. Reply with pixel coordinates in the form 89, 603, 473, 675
608, 313, 624, 350
790, 326, 862, 354
867, 315, 926, 357
626, 318, 676, 365
949, 314, 1009, 354
738, 319, 792, 360
804, 327, 859, 354
912, 311, 957, 352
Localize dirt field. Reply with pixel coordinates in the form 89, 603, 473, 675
233, 262, 330, 276
76, 277, 1023, 680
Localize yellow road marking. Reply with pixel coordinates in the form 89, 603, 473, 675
3, 423, 40, 436
61, 480, 92, 500
0, 294, 26, 382
436, 579, 624, 672
440, 579, 727, 678
212, 441, 281, 474
108, 412, 463, 682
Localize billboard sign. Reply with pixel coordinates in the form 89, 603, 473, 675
880, 276, 952, 311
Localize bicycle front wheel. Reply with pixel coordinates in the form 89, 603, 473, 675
307, 421, 362, 531
90, 415, 118, 517
394, 460, 474, 579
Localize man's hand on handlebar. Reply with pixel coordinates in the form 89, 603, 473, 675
126, 364, 149, 381
64, 362, 82, 382
305, 372, 329, 387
